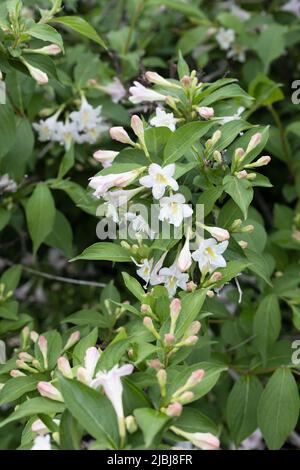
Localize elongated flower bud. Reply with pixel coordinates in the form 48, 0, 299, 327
29, 44, 62, 56
204, 225, 230, 242
10, 369, 26, 378
125, 415, 138, 433
37, 382, 63, 402
57, 357, 73, 379
164, 333, 176, 346
145, 71, 173, 87
18, 352, 33, 362
246, 132, 261, 153
183, 335, 199, 346
176, 391, 194, 404
165, 402, 183, 417
238, 240, 248, 249
185, 369, 205, 388
63, 331, 80, 351
187, 281, 197, 292
186, 321, 201, 336
157, 369, 167, 397
30, 331, 39, 343
38, 335, 48, 369
22, 60, 48, 85
198, 106, 214, 119
177, 237, 192, 272
148, 358, 163, 370
110, 126, 135, 145
245, 156, 271, 168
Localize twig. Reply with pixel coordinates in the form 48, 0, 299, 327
1, 259, 106, 288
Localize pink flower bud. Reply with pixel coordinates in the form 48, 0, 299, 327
186, 321, 201, 336
177, 390, 194, 404
143, 316, 154, 330
212, 130, 221, 144
109, 126, 135, 145
237, 170, 248, 179
18, 352, 33, 362
76, 367, 90, 385
210, 271, 222, 283
186, 369, 205, 388
93, 150, 118, 168
198, 106, 214, 119
238, 240, 248, 249
37, 382, 63, 402
125, 415, 138, 433
10, 369, 26, 378
157, 369, 167, 388
170, 298, 181, 318
148, 359, 163, 370
38, 335, 48, 368
206, 290, 215, 298
131, 115, 144, 140
187, 281, 197, 292
181, 75, 192, 87
141, 304, 152, 313
249, 155, 271, 167
205, 226, 230, 242
57, 357, 73, 379
145, 71, 171, 87
30, 331, 39, 343
63, 331, 80, 351
234, 148, 245, 161
166, 402, 183, 417
32, 44, 62, 56
183, 335, 199, 346
246, 132, 262, 153
23, 60, 48, 85
164, 333, 176, 346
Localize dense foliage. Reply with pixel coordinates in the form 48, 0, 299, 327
0, 0, 300, 451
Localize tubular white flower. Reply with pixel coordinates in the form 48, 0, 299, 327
84, 347, 101, 382
139, 163, 178, 199
91, 364, 134, 420
159, 263, 189, 297
101, 77, 126, 103
192, 238, 228, 274
31, 434, 52, 450
93, 150, 119, 168
159, 193, 193, 227
89, 168, 144, 198
32, 110, 61, 142
217, 106, 245, 125
129, 81, 166, 104
150, 107, 178, 131
30, 44, 62, 56
170, 427, 220, 450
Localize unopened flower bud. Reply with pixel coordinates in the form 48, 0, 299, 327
241, 224, 254, 233
187, 281, 197, 292
212, 130, 221, 145
234, 148, 245, 162
157, 368, 167, 388
38, 335, 48, 369
230, 219, 242, 231
131, 115, 144, 140
213, 150, 222, 164
76, 367, 89, 385
141, 304, 151, 314
22, 60, 48, 85
206, 290, 215, 298
245, 156, 271, 168
183, 335, 199, 346
18, 352, 33, 362
109, 126, 135, 145
181, 75, 192, 88
177, 391, 194, 404
164, 333, 176, 346
21, 326, 30, 347
186, 321, 201, 336
246, 132, 261, 153
198, 106, 214, 120
37, 382, 63, 402
30, 44, 62, 56
148, 358, 163, 370
30, 331, 39, 343
204, 225, 230, 242
57, 357, 73, 379
145, 71, 173, 87
238, 240, 248, 249
186, 369, 205, 388
165, 402, 183, 417
236, 170, 248, 179
10, 369, 26, 378
63, 331, 80, 351
125, 415, 138, 433
170, 298, 181, 318
209, 271, 222, 284
177, 237, 192, 272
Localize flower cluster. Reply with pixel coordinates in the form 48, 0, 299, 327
33, 95, 108, 149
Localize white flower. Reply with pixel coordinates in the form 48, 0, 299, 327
139, 163, 178, 199
70, 95, 106, 132
216, 28, 235, 50
0, 174, 17, 194
129, 81, 166, 104
55, 119, 80, 150
89, 168, 144, 198
159, 263, 189, 297
282, 0, 300, 17
150, 107, 178, 131
217, 106, 245, 125
227, 44, 246, 63
32, 110, 61, 142
239, 429, 264, 450
76, 346, 101, 386
78, 123, 108, 144
224, 1, 251, 21
91, 364, 134, 420
102, 77, 126, 103
31, 434, 52, 450
135, 253, 167, 287
171, 427, 220, 450
93, 150, 119, 168
159, 193, 193, 227
126, 212, 156, 239
31, 44, 62, 56
203, 225, 230, 242
192, 238, 228, 274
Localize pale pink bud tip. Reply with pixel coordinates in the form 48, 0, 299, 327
187, 281, 197, 292
131, 115, 144, 138
211, 271, 222, 283
141, 304, 151, 313
187, 369, 205, 387
170, 298, 181, 317
237, 170, 248, 179
109, 126, 133, 145
166, 402, 183, 417
38, 335, 48, 352
247, 132, 262, 152
37, 382, 63, 402
198, 106, 214, 119
57, 357, 72, 378
184, 335, 199, 346
10, 369, 26, 378
149, 359, 163, 370
164, 333, 176, 345
143, 316, 154, 329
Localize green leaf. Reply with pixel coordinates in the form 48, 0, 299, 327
58, 144, 75, 179
175, 289, 207, 338
58, 375, 119, 448
134, 408, 171, 448
51, 16, 107, 49
1, 264, 22, 295
223, 175, 253, 219
257, 368, 299, 449
253, 294, 281, 361
227, 375, 263, 446
0, 398, 65, 429
197, 187, 223, 216
0, 375, 44, 406
174, 407, 218, 435
0, 103, 16, 159
45, 210, 73, 258
26, 183, 56, 254
177, 50, 190, 78
253, 25, 286, 73
201, 83, 253, 106
63, 309, 113, 329
122, 272, 145, 301
248, 74, 284, 106
164, 121, 213, 164
27, 23, 63, 50
0, 208, 10, 231
59, 410, 82, 450
71, 242, 131, 263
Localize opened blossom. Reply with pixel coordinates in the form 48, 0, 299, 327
192, 238, 228, 274
150, 107, 178, 131
159, 193, 193, 227
101, 77, 126, 103
31, 434, 52, 450
139, 163, 178, 199
135, 253, 167, 286
129, 81, 166, 104
215, 28, 235, 50
159, 263, 189, 297
33, 110, 61, 142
